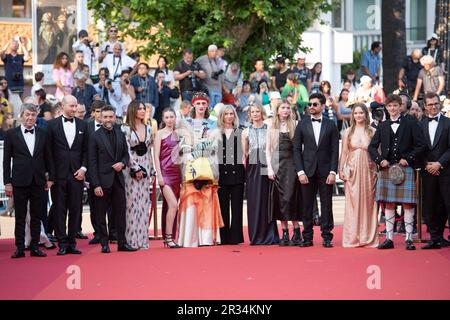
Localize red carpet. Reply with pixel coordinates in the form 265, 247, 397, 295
0, 226, 449, 300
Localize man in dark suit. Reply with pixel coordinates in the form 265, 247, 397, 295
88, 105, 136, 253
294, 93, 340, 248
3, 104, 54, 258
419, 92, 450, 249
47, 95, 88, 255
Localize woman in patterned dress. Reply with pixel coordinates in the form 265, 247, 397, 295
122, 100, 155, 249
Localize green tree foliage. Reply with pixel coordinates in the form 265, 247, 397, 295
88, 0, 331, 73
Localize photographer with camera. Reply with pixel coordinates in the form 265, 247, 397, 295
155, 70, 179, 125
130, 62, 159, 108
72, 70, 98, 118
72, 30, 99, 83
101, 43, 137, 84
1, 37, 29, 102
195, 45, 224, 108
174, 48, 206, 102
94, 68, 123, 121
99, 26, 124, 64
369, 101, 387, 129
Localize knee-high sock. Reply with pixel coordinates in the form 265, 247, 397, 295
385, 209, 395, 240
404, 208, 415, 241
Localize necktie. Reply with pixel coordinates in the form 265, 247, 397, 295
312, 118, 321, 123
63, 116, 74, 123
24, 128, 34, 134
428, 116, 438, 122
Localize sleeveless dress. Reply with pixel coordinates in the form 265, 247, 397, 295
246, 124, 280, 245
160, 132, 182, 238
342, 133, 379, 248
268, 132, 301, 221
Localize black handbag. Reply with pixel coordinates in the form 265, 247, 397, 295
130, 165, 148, 178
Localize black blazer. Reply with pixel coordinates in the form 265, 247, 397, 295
294, 117, 340, 177
369, 116, 426, 167
419, 115, 450, 176
47, 116, 88, 179
88, 125, 129, 189
3, 126, 55, 187
218, 129, 245, 185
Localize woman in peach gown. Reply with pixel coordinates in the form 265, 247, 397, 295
339, 103, 379, 248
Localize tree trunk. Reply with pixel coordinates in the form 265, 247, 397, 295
381, 0, 406, 95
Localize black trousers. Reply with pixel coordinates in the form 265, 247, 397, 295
13, 184, 47, 250
218, 184, 244, 244
95, 175, 126, 246
53, 174, 84, 248
300, 170, 334, 242
422, 172, 450, 242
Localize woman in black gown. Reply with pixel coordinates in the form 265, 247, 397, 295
242, 103, 279, 245
266, 101, 301, 246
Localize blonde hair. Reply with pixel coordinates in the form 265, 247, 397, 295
247, 102, 267, 123
347, 103, 374, 143
269, 101, 295, 152
217, 104, 239, 130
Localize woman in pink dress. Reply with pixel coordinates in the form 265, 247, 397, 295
339, 103, 379, 248
154, 108, 182, 248
52, 52, 73, 101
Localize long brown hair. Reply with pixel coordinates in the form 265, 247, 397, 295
125, 100, 145, 131
347, 103, 373, 142
160, 107, 177, 129
53, 52, 70, 70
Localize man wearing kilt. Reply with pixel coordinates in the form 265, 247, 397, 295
369, 94, 426, 250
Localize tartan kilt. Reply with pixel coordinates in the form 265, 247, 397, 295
376, 166, 417, 204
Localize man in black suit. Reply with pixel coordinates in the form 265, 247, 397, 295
88, 105, 136, 253
3, 104, 54, 258
294, 93, 339, 248
419, 92, 450, 249
47, 95, 88, 255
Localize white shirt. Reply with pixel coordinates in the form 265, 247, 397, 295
102, 54, 136, 81
72, 40, 99, 75
21, 125, 35, 156
94, 120, 102, 132
100, 40, 124, 55
390, 116, 401, 134
94, 82, 123, 117
428, 114, 440, 146
62, 116, 76, 148
311, 116, 322, 146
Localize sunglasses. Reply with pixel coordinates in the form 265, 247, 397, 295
308, 102, 321, 107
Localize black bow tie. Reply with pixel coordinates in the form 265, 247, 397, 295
428, 116, 439, 122
63, 116, 74, 123
24, 128, 34, 134
312, 118, 322, 123
96, 123, 102, 127
390, 119, 400, 125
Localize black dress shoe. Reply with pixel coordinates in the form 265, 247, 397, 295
322, 240, 334, 248
117, 244, 138, 252
405, 240, 416, 250
11, 249, 25, 259
421, 241, 441, 250
75, 232, 88, 240
299, 240, 313, 247
67, 246, 82, 254
45, 243, 57, 250
440, 238, 450, 247
377, 239, 394, 249
57, 247, 68, 256
30, 249, 47, 257
89, 237, 101, 245
101, 245, 111, 253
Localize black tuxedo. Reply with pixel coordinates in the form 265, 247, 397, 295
47, 116, 88, 248
88, 125, 129, 246
419, 115, 450, 241
3, 126, 54, 250
368, 115, 426, 167
294, 117, 339, 242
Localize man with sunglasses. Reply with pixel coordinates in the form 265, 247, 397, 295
294, 93, 339, 248
99, 26, 124, 63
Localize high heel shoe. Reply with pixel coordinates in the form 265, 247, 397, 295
164, 234, 181, 248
